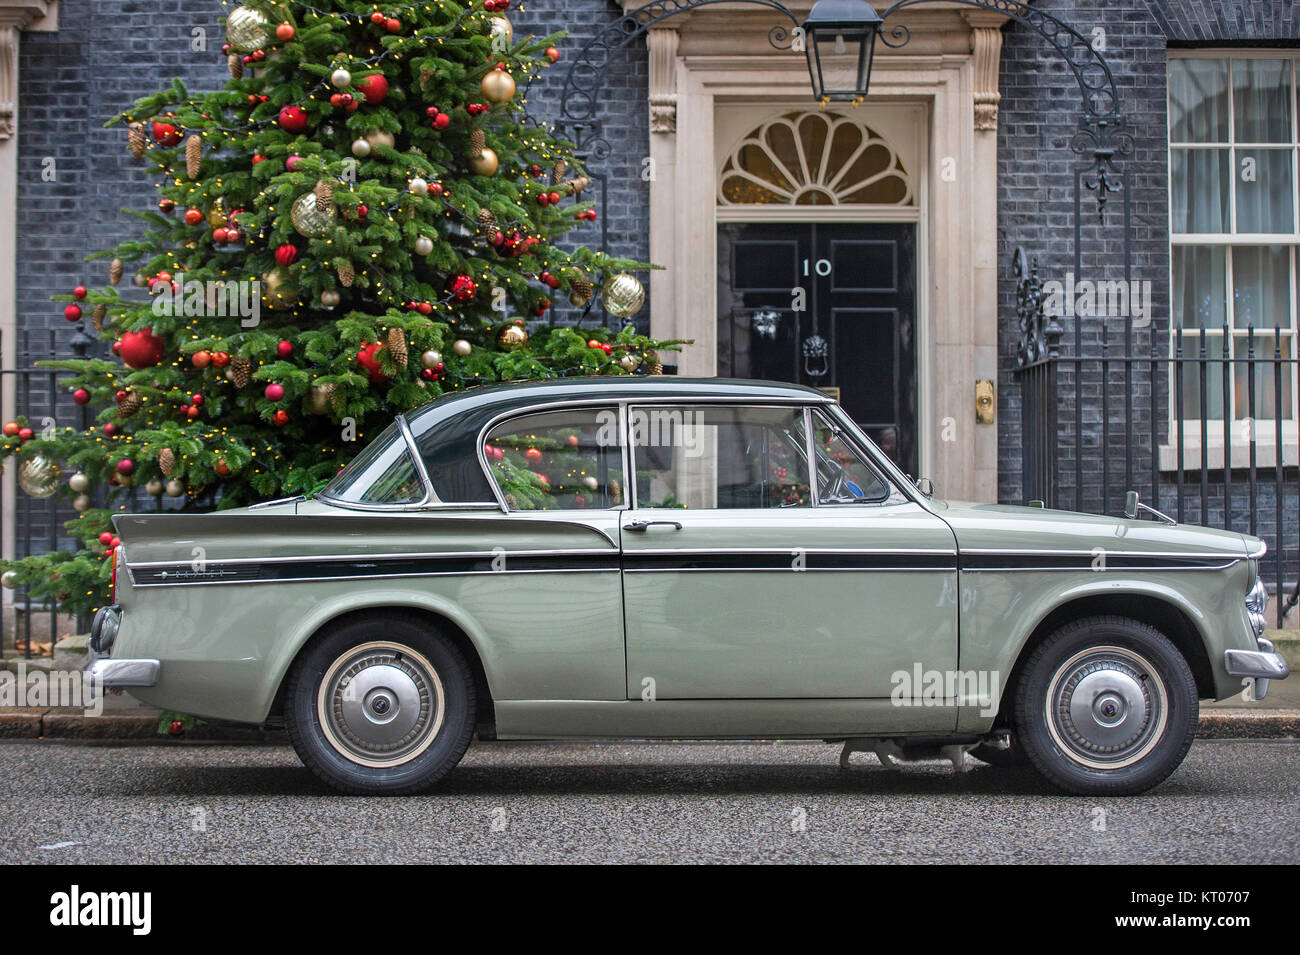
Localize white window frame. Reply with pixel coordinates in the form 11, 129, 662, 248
1165, 49, 1300, 471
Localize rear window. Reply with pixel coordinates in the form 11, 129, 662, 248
320, 422, 425, 505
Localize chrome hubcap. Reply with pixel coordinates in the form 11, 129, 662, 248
1045, 646, 1168, 770
317, 642, 444, 768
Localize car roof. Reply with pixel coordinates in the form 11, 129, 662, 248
404, 376, 832, 438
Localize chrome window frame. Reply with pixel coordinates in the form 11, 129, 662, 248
316, 414, 435, 512
476, 400, 633, 513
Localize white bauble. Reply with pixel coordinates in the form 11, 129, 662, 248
414, 235, 434, 256
408, 177, 429, 196
68, 471, 90, 493
351, 138, 372, 158
331, 68, 352, 88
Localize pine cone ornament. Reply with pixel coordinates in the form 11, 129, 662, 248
117, 392, 142, 417
108, 258, 123, 286
476, 208, 496, 231
386, 327, 408, 368
315, 179, 334, 208
158, 448, 176, 477
551, 160, 567, 184
418, 68, 436, 91
127, 123, 147, 160
337, 260, 355, 287
228, 54, 244, 79
185, 135, 202, 179
648, 354, 664, 375
92, 304, 108, 331
469, 128, 486, 157
570, 274, 593, 305
230, 357, 252, 388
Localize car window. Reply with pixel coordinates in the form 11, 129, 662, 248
484, 407, 626, 510
810, 410, 890, 504
629, 405, 811, 509
320, 422, 425, 505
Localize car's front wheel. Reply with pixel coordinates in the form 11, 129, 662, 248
1014, 616, 1198, 795
285, 614, 476, 795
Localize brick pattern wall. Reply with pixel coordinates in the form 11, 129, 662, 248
997, 0, 1299, 587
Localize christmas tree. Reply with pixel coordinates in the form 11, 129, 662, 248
0, 0, 683, 617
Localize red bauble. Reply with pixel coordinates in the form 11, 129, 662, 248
72, 388, 90, 405
273, 409, 290, 427
64, 305, 82, 322
587, 339, 603, 349
429, 182, 444, 197
357, 74, 388, 104
416, 302, 432, 316
119, 327, 166, 369
191, 394, 204, 406
356, 342, 392, 383
191, 350, 211, 368
152, 120, 182, 146
544, 47, 560, 64
432, 112, 451, 130
278, 105, 310, 133
385, 17, 401, 32
17, 427, 33, 441
1, 421, 17, 437
524, 447, 542, 461
548, 192, 561, 205
370, 10, 386, 23
212, 227, 230, 243
103, 423, 116, 436
252, 154, 267, 165
216, 460, 231, 476
276, 23, 295, 41
274, 244, 299, 267
116, 459, 135, 476
285, 155, 303, 171
73, 286, 87, 300
277, 340, 293, 357
264, 383, 285, 402
184, 208, 203, 225
99, 532, 113, 546
212, 351, 230, 368
537, 193, 550, 207
421, 368, 434, 381
447, 274, 478, 302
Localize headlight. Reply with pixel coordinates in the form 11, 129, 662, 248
1245, 577, 1268, 640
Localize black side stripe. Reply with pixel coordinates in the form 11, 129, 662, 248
622, 552, 956, 572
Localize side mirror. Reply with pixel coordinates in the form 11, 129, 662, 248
1124, 490, 1139, 519
914, 477, 934, 498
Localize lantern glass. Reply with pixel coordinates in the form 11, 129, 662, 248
802, 0, 883, 103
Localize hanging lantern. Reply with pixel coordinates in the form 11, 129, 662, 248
801, 0, 884, 105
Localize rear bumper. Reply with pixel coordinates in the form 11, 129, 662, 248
1224, 637, 1290, 699
86, 658, 160, 687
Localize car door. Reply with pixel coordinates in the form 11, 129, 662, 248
620, 402, 957, 701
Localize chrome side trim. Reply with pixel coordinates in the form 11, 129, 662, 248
1247, 538, 1268, 560
127, 568, 619, 588
127, 547, 617, 569
398, 413, 439, 504
86, 658, 160, 688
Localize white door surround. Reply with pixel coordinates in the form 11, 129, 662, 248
635, 2, 1005, 501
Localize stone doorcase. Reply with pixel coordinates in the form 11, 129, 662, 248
0, 0, 56, 566
635, 2, 1006, 501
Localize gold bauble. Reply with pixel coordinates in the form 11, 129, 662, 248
320, 289, 341, 308
489, 16, 513, 46
206, 197, 226, 228
601, 272, 646, 318
496, 324, 529, 351
261, 268, 298, 311
18, 455, 60, 498
308, 384, 333, 415
225, 4, 271, 54
363, 128, 395, 150
290, 192, 336, 237
1, 570, 18, 589
481, 69, 516, 104
145, 479, 164, 496
164, 479, 186, 498
72, 493, 92, 512
468, 147, 499, 177
452, 339, 472, 357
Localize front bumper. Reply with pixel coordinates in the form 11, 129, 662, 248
1224, 637, 1290, 699
86, 658, 160, 687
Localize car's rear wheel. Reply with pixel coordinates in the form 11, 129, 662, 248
1014, 616, 1198, 795
285, 614, 476, 794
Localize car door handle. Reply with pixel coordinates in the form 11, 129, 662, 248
623, 520, 683, 532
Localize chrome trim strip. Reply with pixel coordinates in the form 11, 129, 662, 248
398, 413, 439, 504
1247, 538, 1268, 559
960, 548, 1249, 559
86, 658, 160, 688
128, 567, 619, 588
127, 547, 617, 569
623, 547, 954, 557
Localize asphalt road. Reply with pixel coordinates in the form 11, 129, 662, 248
1, 739, 1297, 864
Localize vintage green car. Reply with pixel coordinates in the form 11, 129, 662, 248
87, 377, 1288, 795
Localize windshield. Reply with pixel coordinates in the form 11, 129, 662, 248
320, 421, 426, 506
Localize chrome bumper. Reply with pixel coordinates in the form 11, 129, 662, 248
86, 658, 160, 688
1224, 637, 1289, 700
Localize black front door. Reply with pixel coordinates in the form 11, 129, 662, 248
717, 222, 917, 476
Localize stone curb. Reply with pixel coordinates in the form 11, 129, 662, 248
0, 707, 1296, 741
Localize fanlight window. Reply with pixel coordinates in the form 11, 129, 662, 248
719, 111, 912, 207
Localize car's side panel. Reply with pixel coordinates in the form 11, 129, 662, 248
951, 565, 1258, 733
111, 508, 627, 723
